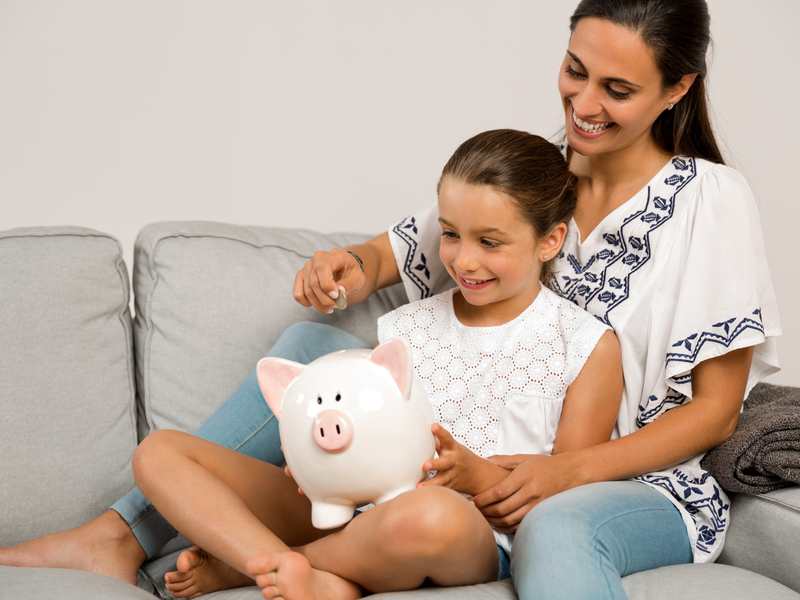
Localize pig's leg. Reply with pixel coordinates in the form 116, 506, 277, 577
261, 486, 497, 596
132, 429, 360, 600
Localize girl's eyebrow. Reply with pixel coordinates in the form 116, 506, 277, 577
566, 50, 642, 89
438, 217, 507, 236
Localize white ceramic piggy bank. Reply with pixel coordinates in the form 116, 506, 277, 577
257, 338, 436, 529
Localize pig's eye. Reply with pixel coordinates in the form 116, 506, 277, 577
335, 393, 341, 402
316, 396, 322, 405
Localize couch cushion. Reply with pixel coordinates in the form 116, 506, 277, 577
133, 221, 408, 437
0, 227, 137, 545
0, 566, 157, 600
718, 486, 800, 593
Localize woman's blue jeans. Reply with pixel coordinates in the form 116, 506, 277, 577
511, 480, 693, 600
110, 322, 372, 559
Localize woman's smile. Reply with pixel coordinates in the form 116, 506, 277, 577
571, 106, 614, 136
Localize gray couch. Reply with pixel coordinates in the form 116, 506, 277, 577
1, 222, 798, 600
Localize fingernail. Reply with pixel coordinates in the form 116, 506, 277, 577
328, 290, 339, 299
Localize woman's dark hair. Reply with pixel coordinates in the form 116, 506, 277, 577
570, 0, 724, 164
438, 129, 577, 286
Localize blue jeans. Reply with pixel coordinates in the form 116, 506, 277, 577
511, 481, 693, 600
111, 322, 371, 559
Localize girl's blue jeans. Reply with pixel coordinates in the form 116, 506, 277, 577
112, 322, 693, 597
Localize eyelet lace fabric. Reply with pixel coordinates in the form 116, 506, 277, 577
377, 286, 609, 458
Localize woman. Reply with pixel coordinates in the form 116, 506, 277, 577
0, 0, 780, 598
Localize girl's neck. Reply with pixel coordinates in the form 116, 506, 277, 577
570, 136, 673, 242
451, 286, 541, 328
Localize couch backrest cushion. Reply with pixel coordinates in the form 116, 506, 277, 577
0, 227, 137, 545
133, 221, 408, 436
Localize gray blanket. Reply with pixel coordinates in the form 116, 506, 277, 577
701, 383, 800, 494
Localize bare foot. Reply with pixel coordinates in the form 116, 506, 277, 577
164, 546, 254, 598
246, 552, 362, 600
0, 510, 146, 585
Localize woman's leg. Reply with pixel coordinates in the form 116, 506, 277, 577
248, 486, 500, 598
0, 322, 371, 582
510, 481, 693, 600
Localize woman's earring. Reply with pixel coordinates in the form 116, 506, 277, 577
668, 103, 674, 110
543, 254, 548, 260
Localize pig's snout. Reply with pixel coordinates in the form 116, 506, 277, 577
312, 410, 353, 453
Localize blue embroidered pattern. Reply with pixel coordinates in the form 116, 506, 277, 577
637, 389, 687, 429
637, 470, 729, 556
554, 157, 696, 325
667, 309, 765, 367
392, 215, 432, 299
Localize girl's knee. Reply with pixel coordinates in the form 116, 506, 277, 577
131, 429, 188, 486
376, 487, 478, 556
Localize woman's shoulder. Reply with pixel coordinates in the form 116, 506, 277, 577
684, 157, 751, 195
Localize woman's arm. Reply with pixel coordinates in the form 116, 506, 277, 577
293, 232, 401, 313
473, 346, 753, 531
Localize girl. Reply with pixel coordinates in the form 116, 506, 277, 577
129, 129, 623, 598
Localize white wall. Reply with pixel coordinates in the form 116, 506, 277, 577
2, 0, 798, 385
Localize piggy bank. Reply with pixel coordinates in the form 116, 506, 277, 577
257, 338, 436, 529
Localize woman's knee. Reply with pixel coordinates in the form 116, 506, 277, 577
269, 322, 370, 364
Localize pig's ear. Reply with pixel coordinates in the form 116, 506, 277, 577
256, 358, 306, 419
369, 338, 412, 397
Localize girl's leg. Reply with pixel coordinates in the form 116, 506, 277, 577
0, 322, 371, 582
132, 428, 361, 600
250, 486, 499, 597
510, 481, 693, 600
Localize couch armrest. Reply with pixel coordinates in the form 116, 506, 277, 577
718, 486, 800, 593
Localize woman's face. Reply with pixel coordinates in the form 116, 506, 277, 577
558, 17, 672, 159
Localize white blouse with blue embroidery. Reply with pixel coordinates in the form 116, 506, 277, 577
387, 156, 781, 563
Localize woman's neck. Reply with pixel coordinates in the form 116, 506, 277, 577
570, 137, 673, 242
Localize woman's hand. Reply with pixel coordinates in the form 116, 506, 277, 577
418, 424, 510, 496
472, 453, 577, 532
293, 248, 365, 314
292, 232, 401, 313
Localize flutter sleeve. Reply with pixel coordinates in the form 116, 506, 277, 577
664, 165, 781, 398
387, 202, 455, 303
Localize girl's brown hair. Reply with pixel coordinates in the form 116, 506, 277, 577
438, 129, 577, 286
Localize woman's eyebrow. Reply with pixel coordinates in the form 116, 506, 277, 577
566, 50, 642, 88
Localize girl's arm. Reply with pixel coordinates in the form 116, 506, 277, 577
473, 346, 753, 531
293, 232, 401, 313
552, 330, 622, 454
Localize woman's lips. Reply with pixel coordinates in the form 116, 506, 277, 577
571, 106, 613, 136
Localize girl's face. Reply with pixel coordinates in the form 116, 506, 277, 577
437, 178, 544, 326
558, 17, 673, 159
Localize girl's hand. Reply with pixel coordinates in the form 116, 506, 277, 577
419, 424, 511, 496
418, 424, 477, 494
473, 454, 577, 532
292, 248, 365, 314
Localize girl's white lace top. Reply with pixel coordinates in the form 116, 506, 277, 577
377, 286, 609, 459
